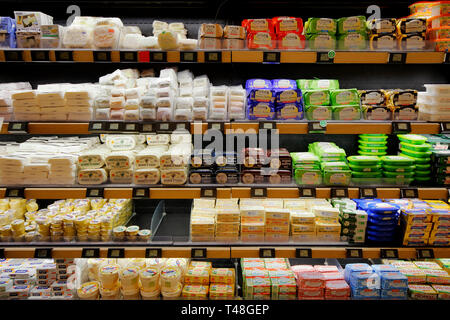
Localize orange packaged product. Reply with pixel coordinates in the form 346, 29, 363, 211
242, 19, 274, 33
224, 25, 246, 39
427, 15, 450, 29
430, 1, 450, 16
277, 32, 306, 49
427, 26, 450, 39
433, 38, 450, 50
247, 31, 276, 49
272, 17, 303, 34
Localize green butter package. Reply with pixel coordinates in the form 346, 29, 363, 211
383, 171, 415, 178
399, 153, 431, 164
323, 170, 352, 185
348, 163, 381, 172
399, 142, 431, 152
359, 145, 388, 152
306, 33, 336, 50
398, 134, 428, 145
358, 150, 387, 156
332, 105, 361, 120
352, 171, 383, 178
359, 134, 388, 142
337, 16, 367, 34
380, 155, 415, 166
382, 164, 416, 172
290, 152, 320, 165
296, 79, 339, 90
330, 89, 360, 106
305, 17, 337, 35
358, 140, 387, 147
347, 155, 381, 166
337, 32, 368, 50
303, 90, 330, 106
294, 168, 322, 185
321, 161, 350, 171
400, 148, 432, 158
305, 105, 332, 120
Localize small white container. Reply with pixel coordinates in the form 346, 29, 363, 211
424, 84, 450, 96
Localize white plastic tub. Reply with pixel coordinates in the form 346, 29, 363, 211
418, 92, 450, 104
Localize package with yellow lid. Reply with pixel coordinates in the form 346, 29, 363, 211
140, 287, 161, 300
120, 267, 140, 291
99, 264, 120, 289
77, 281, 100, 300
87, 258, 107, 281
210, 268, 236, 284
190, 261, 212, 269
140, 267, 160, 292
160, 266, 182, 292
162, 283, 182, 299
182, 284, 209, 299
25, 200, 38, 212
209, 284, 235, 299
126, 258, 147, 270
100, 284, 120, 300
145, 258, 166, 271
184, 267, 210, 285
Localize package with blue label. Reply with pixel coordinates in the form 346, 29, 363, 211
0, 17, 16, 48
350, 271, 380, 289
380, 272, 408, 290
344, 263, 373, 282
247, 101, 275, 120
351, 287, 380, 299
245, 79, 274, 103
381, 288, 408, 299
272, 79, 303, 120
372, 264, 399, 274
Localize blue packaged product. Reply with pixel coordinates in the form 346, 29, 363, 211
246, 79, 274, 103
367, 235, 395, 242
380, 272, 408, 290
350, 271, 380, 289
372, 264, 399, 274
344, 263, 373, 282
272, 79, 302, 104
351, 288, 380, 299
246, 101, 275, 120
367, 218, 397, 227
367, 225, 396, 232
367, 229, 396, 238
381, 289, 408, 299
357, 199, 382, 211
367, 211, 398, 221
367, 202, 400, 214
0, 17, 16, 48
275, 103, 303, 120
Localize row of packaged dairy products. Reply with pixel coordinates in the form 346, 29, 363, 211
0, 133, 193, 185
417, 84, 450, 121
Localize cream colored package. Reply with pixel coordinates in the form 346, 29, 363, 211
160, 168, 188, 185
193, 198, 216, 209
133, 168, 160, 184
78, 168, 108, 184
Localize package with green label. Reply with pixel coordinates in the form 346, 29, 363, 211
290, 152, 320, 165
358, 140, 387, 148
323, 169, 351, 185
332, 105, 361, 120
297, 79, 339, 91
399, 153, 430, 164
380, 155, 415, 166
382, 164, 416, 172
305, 105, 332, 120
399, 142, 431, 152
330, 89, 360, 106
306, 33, 336, 50
321, 161, 350, 171
359, 145, 388, 152
400, 148, 432, 158
397, 134, 428, 145
303, 89, 330, 106
310, 142, 347, 161
352, 171, 383, 178
305, 17, 337, 35
337, 16, 367, 34
348, 163, 381, 172
383, 171, 415, 178
347, 155, 381, 166
358, 150, 387, 156
414, 170, 431, 177
359, 134, 388, 142
337, 32, 368, 50
294, 168, 322, 185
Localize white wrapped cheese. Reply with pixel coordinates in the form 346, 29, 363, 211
160, 168, 187, 185
110, 168, 133, 184
133, 168, 160, 184
78, 169, 108, 184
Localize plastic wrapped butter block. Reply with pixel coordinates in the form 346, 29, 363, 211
306, 33, 336, 49
304, 17, 336, 35
78, 169, 107, 185
337, 16, 367, 34
337, 32, 367, 50
303, 103, 332, 119
160, 168, 187, 185
11, 90, 35, 100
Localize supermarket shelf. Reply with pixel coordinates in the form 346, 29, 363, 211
1, 121, 443, 135
0, 49, 445, 64
1, 245, 448, 259
0, 186, 447, 200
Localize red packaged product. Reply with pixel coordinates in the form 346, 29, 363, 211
247, 32, 277, 49
291, 265, 315, 275
277, 32, 306, 49
297, 271, 325, 289
273, 17, 303, 34
314, 265, 339, 273
297, 287, 324, 299
323, 272, 345, 282
242, 19, 274, 33
325, 280, 350, 299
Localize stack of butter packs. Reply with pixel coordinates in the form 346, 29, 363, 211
304, 16, 368, 50
241, 258, 297, 300
331, 198, 368, 243
398, 134, 432, 183
199, 22, 246, 49
309, 142, 351, 186
354, 199, 400, 243
418, 84, 450, 121
292, 264, 350, 300
400, 199, 450, 247
291, 152, 322, 185
298, 79, 361, 121
426, 133, 450, 185
385, 259, 450, 300
345, 263, 408, 300
189, 149, 240, 185
182, 261, 235, 300
245, 79, 303, 120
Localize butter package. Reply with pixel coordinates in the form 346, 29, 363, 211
306, 33, 336, 49
397, 33, 426, 50
337, 16, 367, 34
369, 33, 397, 50
294, 168, 322, 185
432, 285, 450, 300
272, 79, 302, 103
303, 90, 330, 106
199, 24, 223, 38
184, 268, 210, 285
242, 19, 274, 33
247, 101, 275, 120
330, 89, 359, 106
246, 79, 274, 102
367, 18, 397, 34
297, 79, 339, 90
277, 32, 306, 49
409, 284, 437, 300
215, 166, 239, 184
224, 25, 245, 39
333, 105, 361, 120
291, 211, 315, 225
247, 32, 276, 49
189, 169, 214, 184
275, 103, 303, 120
273, 17, 303, 33
397, 18, 427, 34
304, 18, 337, 35
362, 104, 392, 120
160, 168, 188, 185
386, 89, 418, 107
0, 17, 16, 48
337, 32, 367, 50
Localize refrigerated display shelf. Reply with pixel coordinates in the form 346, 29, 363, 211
0, 49, 446, 64
0, 121, 444, 135
0, 186, 447, 200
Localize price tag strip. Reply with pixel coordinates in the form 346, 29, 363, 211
380, 248, 399, 259
35, 248, 53, 259
191, 248, 207, 258
346, 248, 363, 258
201, 188, 217, 198
146, 248, 162, 258
299, 188, 316, 198
81, 248, 100, 258
107, 248, 125, 258
296, 248, 312, 258
251, 188, 267, 198
259, 248, 276, 258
